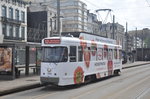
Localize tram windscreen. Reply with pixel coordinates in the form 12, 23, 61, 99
42, 47, 68, 62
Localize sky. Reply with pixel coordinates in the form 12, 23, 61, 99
81, 0, 150, 30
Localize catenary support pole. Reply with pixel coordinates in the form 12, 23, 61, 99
57, 0, 60, 37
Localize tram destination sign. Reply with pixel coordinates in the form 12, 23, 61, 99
44, 39, 61, 44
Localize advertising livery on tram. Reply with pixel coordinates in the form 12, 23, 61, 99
40, 32, 122, 86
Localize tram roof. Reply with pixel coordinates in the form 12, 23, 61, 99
61, 32, 106, 38
43, 32, 121, 48
42, 36, 121, 48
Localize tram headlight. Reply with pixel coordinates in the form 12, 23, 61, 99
47, 68, 51, 72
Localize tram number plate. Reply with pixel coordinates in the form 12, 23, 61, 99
48, 73, 52, 75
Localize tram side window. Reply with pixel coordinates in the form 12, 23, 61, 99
119, 50, 122, 59
78, 46, 83, 61
108, 49, 113, 60
104, 48, 108, 60
114, 49, 117, 59
97, 48, 103, 61
70, 46, 76, 62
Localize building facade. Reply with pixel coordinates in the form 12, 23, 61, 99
100, 22, 125, 50
24, 0, 88, 33
0, 0, 27, 43
60, 0, 88, 32
128, 28, 148, 50
27, 3, 57, 42
87, 11, 101, 35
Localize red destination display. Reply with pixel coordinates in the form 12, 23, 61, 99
44, 39, 61, 44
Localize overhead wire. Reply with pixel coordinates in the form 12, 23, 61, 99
26, 0, 150, 30
83, 0, 150, 30
83, 0, 102, 9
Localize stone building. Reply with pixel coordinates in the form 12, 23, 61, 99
100, 22, 125, 50
27, 3, 57, 42
60, 0, 88, 32
87, 11, 101, 35
23, 0, 88, 33
0, 0, 27, 43
128, 28, 149, 49
0, 0, 39, 79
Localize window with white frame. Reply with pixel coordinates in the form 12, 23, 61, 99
15, 26, 20, 38
21, 11, 25, 22
9, 25, 13, 37
9, 7, 13, 19
15, 9, 19, 21
21, 27, 25, 39
2, 24, 7, 36
2, 6, 7, 17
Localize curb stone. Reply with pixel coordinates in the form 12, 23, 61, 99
0, 83, 43, 96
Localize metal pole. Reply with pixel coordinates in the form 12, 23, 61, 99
125, 22, 128, 52
57, 0, 60, 37
112, 15, 115, 39
142, 30, 144, 61
125, 22, 128, 62
50, 18, 53, 37
135, 27, 137, 61
25, 46, 29, 76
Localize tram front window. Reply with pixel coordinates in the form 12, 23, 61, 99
42, 47, 68, 62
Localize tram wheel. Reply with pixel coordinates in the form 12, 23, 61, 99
114, 70, 121, 76
84, 74, 96, 84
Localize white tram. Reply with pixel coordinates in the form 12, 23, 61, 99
40, 32, 122, 86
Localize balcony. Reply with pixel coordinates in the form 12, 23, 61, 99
4, 35, 25, 41
1, 17, 22, 25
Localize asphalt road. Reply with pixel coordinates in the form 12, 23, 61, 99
1, 64, 150, 99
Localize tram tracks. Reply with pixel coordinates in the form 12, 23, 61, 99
100, 73, 150, 99
28, 64, 150, 99
135, 87, 150, 99
69, 65, 150, 99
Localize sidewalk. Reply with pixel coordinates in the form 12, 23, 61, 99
0, 75, 42, 96
0, 61, 150, 96
122, 61, 150, 69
